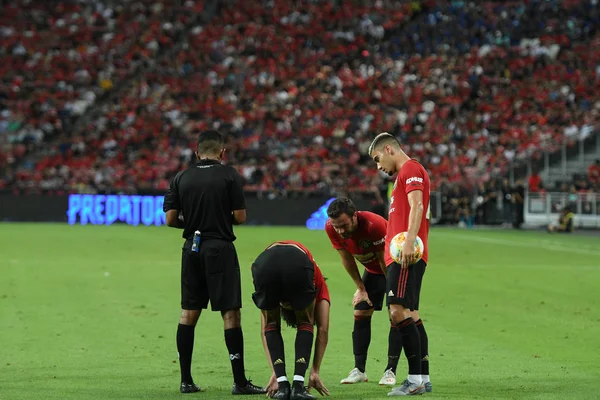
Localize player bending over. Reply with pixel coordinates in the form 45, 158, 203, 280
325, 197, 398, 386
252, 241, 331, 400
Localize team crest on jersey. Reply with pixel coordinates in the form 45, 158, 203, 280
359, 239, 371, 249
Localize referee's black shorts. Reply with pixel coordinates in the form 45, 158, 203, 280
180, 239, 241, 311
386, 260, 427, 311
251, 245, 316, 311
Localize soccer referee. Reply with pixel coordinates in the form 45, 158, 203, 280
163, 130, 265, 395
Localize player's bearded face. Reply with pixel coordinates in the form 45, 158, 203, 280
330, 213, 357, 239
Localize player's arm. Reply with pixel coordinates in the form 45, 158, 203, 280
370, 214, 388, 275
406, 190, 424, 242
375, 250, 387, 277
312, 299, 330, 373
260, 311, 276, 370
337, 249, 365, 291
403, 190, 424, 266
260, 311, 279, 397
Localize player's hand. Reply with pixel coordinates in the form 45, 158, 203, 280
401, 239, 416, 268
352, 288, 372, 307
308, 369, 330, 396
265, 373, 278, 397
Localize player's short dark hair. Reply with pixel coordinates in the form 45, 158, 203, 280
368, 132, 400, 155
327, 197, 357, 219
197, 130, 224, 154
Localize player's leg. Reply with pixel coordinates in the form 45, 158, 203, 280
356, 272, 397, 386
252, 248, 288, 398
340, 307, 373, 384
383, 263, 406, 380
291, 303, 316, 400
178, 246, 209, 393
262, 308, 291, 400
342, 270, 385, 384
386, 262, 424, 396
410, 261, 431, 392
285, 252, 317, 400
207, 241, 265, 395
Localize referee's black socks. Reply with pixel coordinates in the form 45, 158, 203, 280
224, 327, 248, 386
353, 315, 372, 373
177, 324, 195, 383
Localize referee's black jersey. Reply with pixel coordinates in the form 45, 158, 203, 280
163, 159, 246, 241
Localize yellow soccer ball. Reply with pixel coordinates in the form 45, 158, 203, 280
389, 232, 424, 264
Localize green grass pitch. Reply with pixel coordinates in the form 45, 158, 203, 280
1, 224, 599, 400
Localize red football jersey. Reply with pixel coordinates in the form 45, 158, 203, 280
385, 160, 431, 266
272, 240, 330, 303
325, 211, 387, 275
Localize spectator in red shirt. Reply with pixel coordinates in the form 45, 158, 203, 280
528, 171, 543, 193
589, 160, 600, 184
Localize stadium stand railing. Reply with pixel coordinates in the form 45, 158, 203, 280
525, 191, 600, 229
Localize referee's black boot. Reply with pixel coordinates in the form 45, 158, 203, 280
180, 382, 201, 393
232, 380, 267, 395
290, 382, 315, 400
272, 381, 291, 400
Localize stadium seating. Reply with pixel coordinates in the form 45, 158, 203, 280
1, 0, 600, 197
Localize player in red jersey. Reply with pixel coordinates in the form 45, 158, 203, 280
368, 133, 432, 396
251, 241, 331, 400
325, 198, 398, 386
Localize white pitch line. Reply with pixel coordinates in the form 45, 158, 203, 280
434, 232, 600, 257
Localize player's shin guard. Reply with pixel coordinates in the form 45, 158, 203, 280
294, 323, 314, 382
415, 319, 429, 378
224, 327, 247, 386
395, 318, 421, 377
386, 323, 403, 373
352, 315, 372, 373
177, 324, 195, 383
264, 324, 287, 379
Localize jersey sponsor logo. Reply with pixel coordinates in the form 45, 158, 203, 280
353, 252, 376, 264
359, 239, 371, 249
405, 176, 423, 185
374, 238, 385, 245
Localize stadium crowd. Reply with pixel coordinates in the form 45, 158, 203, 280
1, 0, 600, 208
